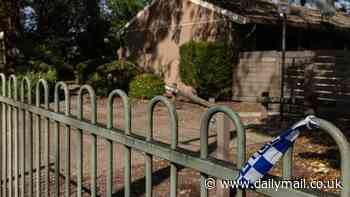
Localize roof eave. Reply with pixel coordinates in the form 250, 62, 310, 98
188, 0, 249, 24
120, 0, 250, 36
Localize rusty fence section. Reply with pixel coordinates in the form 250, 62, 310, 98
0, 73, 349, 197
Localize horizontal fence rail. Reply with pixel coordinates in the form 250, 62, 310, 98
0, 74, 349, 197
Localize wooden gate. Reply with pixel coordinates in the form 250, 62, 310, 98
286, 51, 350, 116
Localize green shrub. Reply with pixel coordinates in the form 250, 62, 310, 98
16, 69, 58, 91
74, 58, 109, 84
179, 41, 233, 99
86, 60, 140, 95
28, 59, 74, 81
30, 60, 51, 72
10, 69, 59, 102
129, 74, 165, 99
75, 61, 88, 84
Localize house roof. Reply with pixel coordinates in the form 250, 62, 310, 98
122, 0, 350, 33
187, 0, 249, 24
122, 0, 249, 32
205, 0, 350, 30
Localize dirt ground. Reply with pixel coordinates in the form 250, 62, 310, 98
52, 96, 273, 196
6, 95, 347, 196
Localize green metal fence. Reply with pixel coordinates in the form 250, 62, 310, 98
0, 73, 349, 197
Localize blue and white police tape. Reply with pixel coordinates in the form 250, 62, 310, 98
235, 115, 319, 188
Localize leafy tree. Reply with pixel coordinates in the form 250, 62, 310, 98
0, 1, 7, 18
21, 0, 95, 63
105, 0, 150, 29
0, 0, 22, 70
16, 0, 150, 66
1, 0, 149, 77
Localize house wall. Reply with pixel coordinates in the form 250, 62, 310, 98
235, 50, 350, 113
120, 0, 238, 93
121, 0, 350, 109
234, 51, 282, 102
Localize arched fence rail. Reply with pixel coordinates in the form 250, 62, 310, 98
0, 73, 348, 197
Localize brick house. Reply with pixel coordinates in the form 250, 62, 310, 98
119, 0, 350, 113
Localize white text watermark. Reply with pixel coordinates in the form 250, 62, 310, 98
204, 178, 343, 191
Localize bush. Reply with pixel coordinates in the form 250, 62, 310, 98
74, 59, 107, 84
30, 60, 51, 72
10, 69, 59, 102
26, 69, 57, 83
179, 41, 233, 99
75, 61, 89, 84
86, 60, 140, 95
129, 74, 165, 99
28, 59, 74, 81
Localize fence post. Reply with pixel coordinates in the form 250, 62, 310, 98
8, 75, 18, 197
19, 76, 33, 197
209, 98, 231, 197
76, 85, 97, 197
35, 79, 49, 197
54, 82, 70, 197
0, 74, 6, 197
146, 96, 178, 197
106, 89, 131, 197
315, 118, 350, 197
200, 106, 245, 197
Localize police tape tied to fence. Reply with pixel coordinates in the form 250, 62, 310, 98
236, 115, 320, 188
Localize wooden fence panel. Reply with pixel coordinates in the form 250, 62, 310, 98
236, 50, 350, 115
